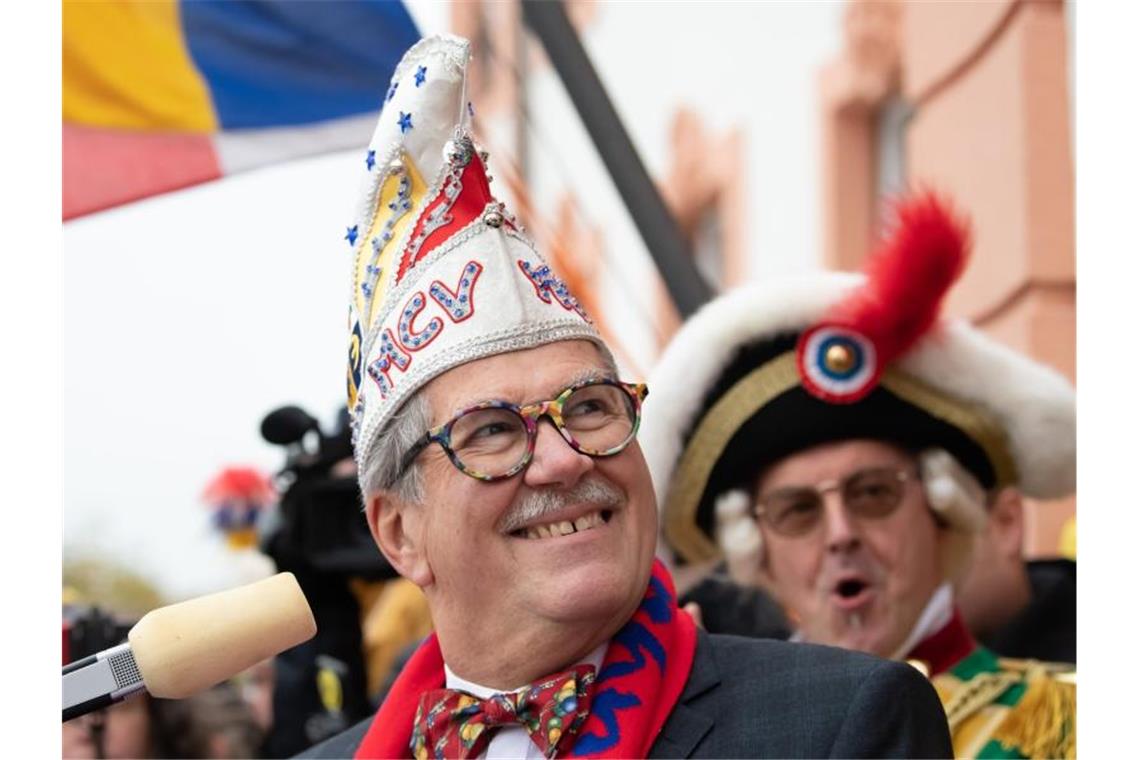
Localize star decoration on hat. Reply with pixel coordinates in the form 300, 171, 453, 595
366, 149, 376, 171
398, 111, 413, 133
386, 81, 398, 102
415, 65, 427, 87
345, 225, 359, 246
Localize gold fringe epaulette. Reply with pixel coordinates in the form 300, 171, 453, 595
997, 657, 1077, 678
991, 664, 1076, 759
941, 670, 1021, 732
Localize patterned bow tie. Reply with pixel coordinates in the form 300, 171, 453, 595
410, 664, 597, 759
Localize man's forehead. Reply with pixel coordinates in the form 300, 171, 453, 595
425, 341, 616, 415
759, 438, 915, 486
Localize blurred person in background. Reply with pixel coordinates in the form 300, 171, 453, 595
236, 658, 276, 740
351, 572, 434, 705
675, 562, 791, 641
643, 194, 1077, 758
156, 681, 264, 759
63, 691, 163, 760
956, 489, 1076, 663
63, 590, 166, 759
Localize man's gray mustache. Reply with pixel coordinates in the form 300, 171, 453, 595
499, 479, 623, 533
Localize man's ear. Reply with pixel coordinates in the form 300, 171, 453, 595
365, 492, 434, 589
988, 486, 1025, 560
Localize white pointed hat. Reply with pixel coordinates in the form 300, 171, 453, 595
343, 35, 606, 465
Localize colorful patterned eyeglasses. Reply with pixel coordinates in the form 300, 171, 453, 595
398, 379, 649, 481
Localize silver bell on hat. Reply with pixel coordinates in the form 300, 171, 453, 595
482, 204, 504, 228
443, 134, 474, 168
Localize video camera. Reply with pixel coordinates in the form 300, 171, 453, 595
257, 404, 394, 756
259, 405, 396, 580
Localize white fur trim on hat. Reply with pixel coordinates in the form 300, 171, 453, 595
641, 273, 1075, 515
642, 274, 860, 511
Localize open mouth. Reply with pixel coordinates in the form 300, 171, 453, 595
510, 509, 613, 540
831, 576, 875, 612
835, 579, 868, 600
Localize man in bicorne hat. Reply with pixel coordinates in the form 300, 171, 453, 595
642, 196, 1076, 758
302, 35, 950, 759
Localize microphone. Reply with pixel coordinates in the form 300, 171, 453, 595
62, 572, 316, 722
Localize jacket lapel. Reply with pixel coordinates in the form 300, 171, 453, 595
648, 630, 718, 758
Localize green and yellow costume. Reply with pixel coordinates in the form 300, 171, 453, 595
932, 648, 1075, 759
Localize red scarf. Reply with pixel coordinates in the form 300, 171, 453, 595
354, 559, 697, 758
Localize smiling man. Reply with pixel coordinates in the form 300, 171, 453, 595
302, 35, 950, 760
369, 340, 658, 695
643, 195, 1077, 758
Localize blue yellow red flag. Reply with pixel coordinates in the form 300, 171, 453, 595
63, 0, 420, 220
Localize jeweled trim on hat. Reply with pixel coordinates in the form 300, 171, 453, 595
359, 213, 509, 362
358, 166, 413, 319
353, 320, 607, 470
351, 143, 409, 268
662, 351, 1017, 565
389, 35, 469, 88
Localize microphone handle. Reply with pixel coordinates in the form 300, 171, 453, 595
62, 643, 147, 722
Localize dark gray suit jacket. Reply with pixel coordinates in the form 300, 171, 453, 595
299, 631, 952, 758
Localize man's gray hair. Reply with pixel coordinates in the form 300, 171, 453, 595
358, 392, 430, 504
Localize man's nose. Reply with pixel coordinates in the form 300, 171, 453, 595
522, 418, 594, 489
823, 492, 860, 554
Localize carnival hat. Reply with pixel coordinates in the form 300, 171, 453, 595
343, 36, 605, 465
640, 194, 1076, 567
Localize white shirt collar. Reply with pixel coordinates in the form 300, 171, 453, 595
889, 581, 954, 660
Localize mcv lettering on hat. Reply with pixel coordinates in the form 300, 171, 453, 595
344, 35, 609, 465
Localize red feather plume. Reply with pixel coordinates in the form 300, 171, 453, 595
826, 191, 971, 363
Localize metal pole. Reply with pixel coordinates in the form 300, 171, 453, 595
521, 0, 712, 317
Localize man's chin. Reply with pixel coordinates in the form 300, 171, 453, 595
532, 557, 647, 624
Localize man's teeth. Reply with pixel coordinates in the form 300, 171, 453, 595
522, 510, 605, 539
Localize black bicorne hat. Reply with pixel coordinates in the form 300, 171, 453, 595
641, 194, 1075, 565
